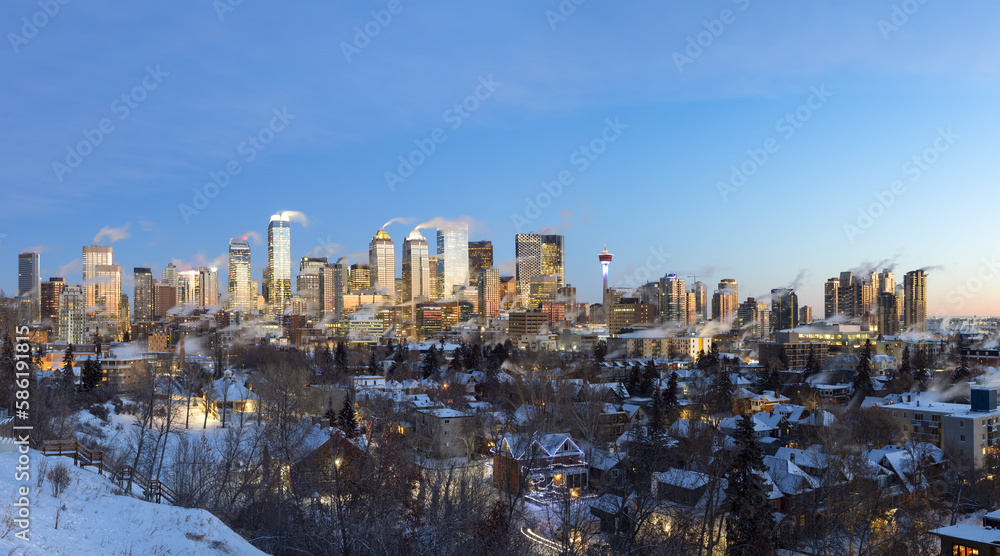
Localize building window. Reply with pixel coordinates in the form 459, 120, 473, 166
961, 435, 966, 442
893, 411, 898, 418
961, 420, 966, 428
904, 412, 908, 419
444, 420, 450, 424
952, 545, 979, 556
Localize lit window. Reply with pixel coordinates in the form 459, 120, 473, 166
952, 545, 979, 556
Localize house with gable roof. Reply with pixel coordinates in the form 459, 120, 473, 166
493, 432, 588, 493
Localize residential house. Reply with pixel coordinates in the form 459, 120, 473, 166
493, 432, 588, 493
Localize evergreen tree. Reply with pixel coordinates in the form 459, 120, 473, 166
851, 339, 875, 405
803, 346, 821, 379
464, 343, 482, 371
448, 344, 464, 372
913, 346, 930, 392
649, 388, 663, 435
725, 413, 775, 556
707, 368, 733, 415
421, 345, 439, 380
334, 341, 348, 375
368, 348, 379, 375
593, 339, 608, 363
663, 371, 679, 424
899, 345, 912, 380
338, 396, 357, 437
627, 362, 642, 397
61, 344, 76, 393
758, 363, 782, 393
81, 356, 103, 391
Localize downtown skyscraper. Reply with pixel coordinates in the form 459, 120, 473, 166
515, 233, 542, 309
133, 267, 154, 322
17, 252, 40, 321
904, 269, 927, 332
402, 229, 430, 306
82, 245, 113, 311
268, 213, 291, 315
436, 223, 469, 297
468, 240, 493, 279
369, 228, 395, 301
228, 238, 253, 313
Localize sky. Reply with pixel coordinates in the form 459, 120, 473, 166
2, 0, 1000, 316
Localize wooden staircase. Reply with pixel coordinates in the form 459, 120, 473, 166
41, 439, 177, 505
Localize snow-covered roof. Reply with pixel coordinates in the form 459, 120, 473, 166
763, 455, 820, 495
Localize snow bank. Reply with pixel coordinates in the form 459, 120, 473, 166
0, 450, 267, 555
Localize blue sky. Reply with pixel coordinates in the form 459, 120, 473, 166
2, 0, 1000, 315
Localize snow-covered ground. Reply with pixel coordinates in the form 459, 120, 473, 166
0, 451, 267, 555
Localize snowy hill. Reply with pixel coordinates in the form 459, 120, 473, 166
0, 451, 267, 555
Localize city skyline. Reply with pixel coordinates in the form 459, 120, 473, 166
3, 2, 1000, 316
6, 220, 949, 327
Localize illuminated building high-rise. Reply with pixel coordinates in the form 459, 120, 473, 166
199, 267, 219, 307
824, 278, 840, 320
904, 270, 927, 332
437, 223, 469, 297
41, 277, 64, 325
58, 285, 85, 344
162, 262, 178, 288
693, 281, 708, 322
349, 263, 371, 292
298, 257, 326, 318
133, 267, 154, 322
177, 270, 199, 306
712, 278, 738, 323
477, 268, 500, 325
529, 275, 558, 307
402, 229, 431, 307
428, 256, 441, 299
18, 252, 40, 321
540, 234, 565, 288
228, 239, 253, 313
660, 274, 687, 324
737, 297, 770, 338
82, 245, 113, 311
468, 240, 493, 279
369, 229, 395, 301
877, 291, 899, 335
770, 288, 798, 332
515, 233, 542, 309
93, 264, 121, 322
267, 213, 292, 315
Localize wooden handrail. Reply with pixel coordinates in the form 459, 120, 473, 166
40, 438, 176, 506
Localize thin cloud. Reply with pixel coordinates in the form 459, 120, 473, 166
93, 223, 131, 244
